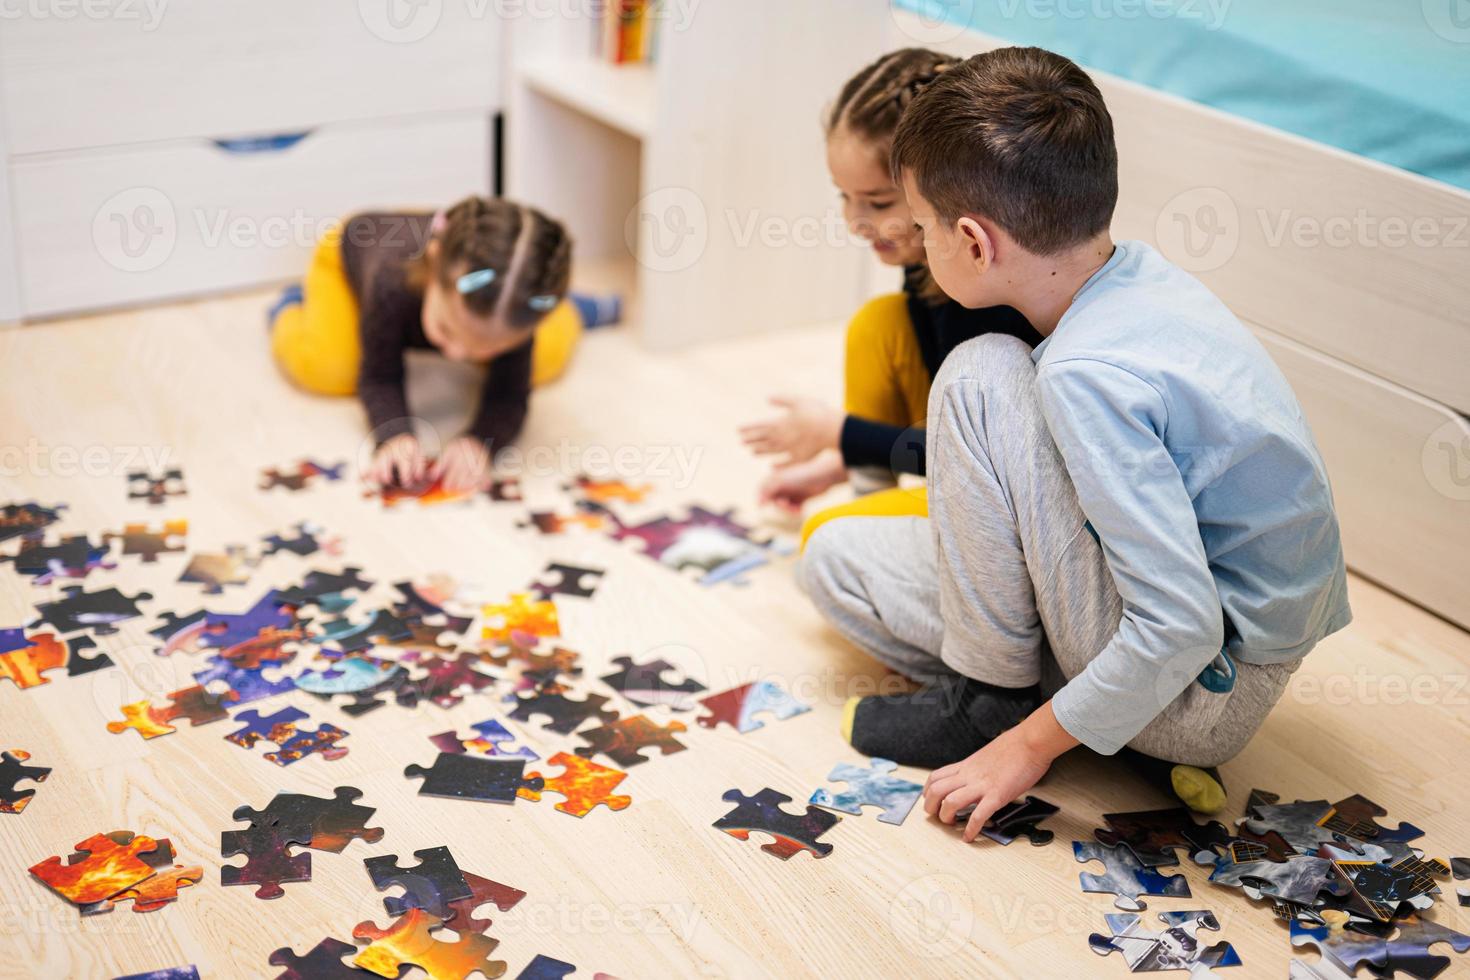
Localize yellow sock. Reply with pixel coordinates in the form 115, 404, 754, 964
840, 696, 860, 745
1171, 765, 1228, 815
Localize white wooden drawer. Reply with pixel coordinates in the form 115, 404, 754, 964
12, 112, 490, 317
0, 0, 500, 155
1256, 326, 1470, 631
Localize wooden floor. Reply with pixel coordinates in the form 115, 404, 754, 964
1, 281, 1468, 980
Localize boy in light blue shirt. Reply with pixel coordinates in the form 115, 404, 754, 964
800, 46, 1350, 836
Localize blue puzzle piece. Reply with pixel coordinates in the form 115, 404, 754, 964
194, 656, 296, 706
226, 707, 309, 749
200, 591, 294, 649
809, 758, 923, 825
1075, 840, 1192, 911
515, 955, 575, 980
296, 656, 396, 695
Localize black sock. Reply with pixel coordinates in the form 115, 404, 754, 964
847, 676, 1040, 769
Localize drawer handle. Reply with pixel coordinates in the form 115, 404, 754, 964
211, 131, 314, 154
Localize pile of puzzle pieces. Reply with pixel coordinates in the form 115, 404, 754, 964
30, 831, 202, 916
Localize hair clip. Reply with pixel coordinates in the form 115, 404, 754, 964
456, 268, 497, 294
527, 295, 559, 313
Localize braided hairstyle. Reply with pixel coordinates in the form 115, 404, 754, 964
828, 49, 957, 303
413, 196, 573, 329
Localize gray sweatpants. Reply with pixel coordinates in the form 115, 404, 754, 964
801, 335, 1299, 768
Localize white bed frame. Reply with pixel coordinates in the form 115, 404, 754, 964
888, 10, 1470, 630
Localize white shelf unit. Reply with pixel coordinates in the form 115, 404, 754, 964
503, 2, 892, 349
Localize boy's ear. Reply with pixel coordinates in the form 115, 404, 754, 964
425, 238, 441, 264
955, 216, 994, 273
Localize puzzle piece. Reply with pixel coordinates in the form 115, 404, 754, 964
107, 700, 181, 740
268, 937, 361, 979
151, 611, 210, 657
482, 638, 582, 688
262, 520, 341, 557
198, 591, 295, 649
1097, 808, 1234, 867
221, 808, 312, 900
1330, 854, 1442, 923
3, 531, 114, 584
531, 562, 605, 600
1088, 909, 1243, 972
575, 714, 687, 768
1075, 841, 1192, 911
977, 796, 1061, 846
30, 831, 161, 906
403, 650, 497, 708
519, 752, 632, 817
405, 753, 543, 804
1206, 851, 1345, 907
235, 787, 384, 854
392, 579, 474, 634
178, 546, 258, 594
508, 683, 620, 735
481, 593, 560, 644
226, 707, 348, 766
487, 478, 522, 502
127, 467, 186, 506
259, 459, 345, 492
0, 630, 66, 689
314, 608, 413, 653
713, 787, 840, 860
1287, 908, 1470, 979
114, 966, 202, 980
607, 505, 772, 584
515, 955, 576, 980
32, 585, 152, 635
277, 567, 373, 613
364, 846, 474, 919
443, 871, 527, 935
1, 501, 65, 542
107, 861, 204, 915
302, 662, 418, 716
809, 758, 923, 826
353, 907, 507, 980
161, 684, 233, 727
430, 719, 539, 760
518, 506, 612, 535
1452, 856, 1469, 907
695, 680, 810, 733
1319, 793, 1425, 847
368, 472, 474, 508
568, 474, 652, 504
1241, 790, 1424, 856
599, 655, 705, 710
193, 655, 296, 707
217, 626, 305, 670
104, 519, 187, 563
0, 749, 51, 814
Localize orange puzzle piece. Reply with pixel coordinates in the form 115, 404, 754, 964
30, 831, 160, 906
519, 752, 632, 817
106, 700, 179, 740
110, 864, 203, 913
480, 593, 560, 645
571, 475, 652, 505
353, 908, 507, 980
0, 632, 67, 689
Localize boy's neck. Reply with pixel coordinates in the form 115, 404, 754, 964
1006, 234, 1116, 337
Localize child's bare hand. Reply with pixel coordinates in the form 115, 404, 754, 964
759, 453, 847, 512
432, 436, 492, 493
369, 433, 428, 488
923, 704, 1078, 842
739, 396, 845, 465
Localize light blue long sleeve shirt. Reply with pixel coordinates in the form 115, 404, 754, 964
1036, 241, 1351, 755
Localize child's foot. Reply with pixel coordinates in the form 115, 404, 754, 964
1120, 748, 1228, 815
840, 676, 1039, 769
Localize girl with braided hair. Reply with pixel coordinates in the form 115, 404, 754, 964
740, 49, 1042, 545
269, 196, 579, 492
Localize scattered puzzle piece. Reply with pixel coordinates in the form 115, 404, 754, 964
278, 568, 373, 614
519, 752, 632, 817
443, 871, 527, 935
1206, 851, 1344, 907
353, 907, 507, 980
368, 473, 473, 508
1088, 909, 1243, 972
262, 520, 341, 557
0, 631, 66, 689
568, 474, 652, 504
127, 468, 186, 506
1, 501, 65, 543
221, 809, 312, 900
107, 862, 203, 914
531, 562, 605, 600
226, 707, 348, 766
104, 519, 187, 563
1096, 808, 1234, 867
482, 593, 560, 644
151, 611, 210, 657
575, 714, 687, 768
2, 531, 114, 584
487, 478, 522, 502
314, 608, 412, 653
1453, 856, 1469, 907
178, 546, 258, 594
107, 700, 180, 740
980, 796, 1061, 846
0, 749, 51, 814
268, 937, 361, 979
516, 955, 577, 979
713, 787, 840, 860
599, 655, 705, 711
364, 846, 474, 919
696, 680, 809, 733
235, 787, 383, 854
32, 586, 152, 635
809, 758, 922, 826
114, 967, 201, 980
1288, 908, 1470, 978
259, 459, 345, 492
518, 506, 612, 535
403, 650, 498, 708
1075, 841, 1192, 911
30, 831, 161, 906
508, 683, 620, 735
431, 719, 539, 760
405, 753, 543, 804
303, 662, 417, 716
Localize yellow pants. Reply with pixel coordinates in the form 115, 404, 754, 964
800, 293, 929, 548
270, 226, 582, 397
